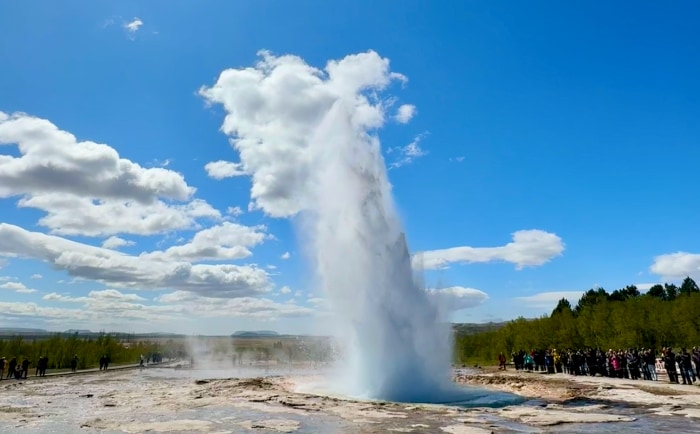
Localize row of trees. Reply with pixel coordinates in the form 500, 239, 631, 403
0, 334, 171, 370
454, 277, 700, 364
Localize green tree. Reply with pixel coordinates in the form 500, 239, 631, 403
574, 287, 608, 316
452, 282, 700, 365
647, 284, 665, 299
552, 298, 573, 316
680, 277, 700, 296
664, 283, 679, 301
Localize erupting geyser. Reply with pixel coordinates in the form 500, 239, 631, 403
201, 50, 521, 405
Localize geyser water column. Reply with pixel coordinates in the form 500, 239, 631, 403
306, 99, 453, 402
200, 51, 517, 405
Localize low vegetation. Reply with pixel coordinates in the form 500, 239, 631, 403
455, 277, 700, 365
0, 333, 179, 370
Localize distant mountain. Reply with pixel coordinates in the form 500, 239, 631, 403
232, 330, 280, 338
64, 329, 94, 334
0, 327, 48, 334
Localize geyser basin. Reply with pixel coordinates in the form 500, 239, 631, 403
201, 50, 516, 405
294, 373, 524, 408
352, 384, 525, 408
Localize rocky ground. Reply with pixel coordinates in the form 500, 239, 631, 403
458, 368, 700, 421
0, 366, 698, 433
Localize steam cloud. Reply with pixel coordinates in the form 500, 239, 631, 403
201, 51, 518, 404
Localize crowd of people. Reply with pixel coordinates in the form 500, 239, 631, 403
0, 356, 35, 379
508, 347, 700, 385
0, 353, 165, 379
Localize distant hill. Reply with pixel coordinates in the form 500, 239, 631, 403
0, 328, 184, 339
64, 329, 94, 335
232, 330, 280, 338
0, 327, 48, 335
452, 322, 507, 336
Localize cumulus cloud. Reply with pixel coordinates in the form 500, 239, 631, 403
30, 273, 43, 279
0, 223, 271, 298
281, 251, 291, 260
204, 160, 246, 179
0, 112, 219, 237
199, 50, 409, 217
142, 222, 267, 262
155, 290, 315, 319
650, 252, 700, 280
635, 283, 657, 291
428, 286, 488, 311
279, 286, 292, 294
102, 236, 135, 249
0, 281, 37, 293
227, 206, 243, 216
394, 104, 416, 124
124, 17, 143, 38
0, 301, 93, 323
306, 296, 329, 309
44, 289, 145, 303
417, 229, 564, 270
0, 112, 192, 202
514, 291, 585, 309
19, 289, 179, 325
18, 194, 220, 237
389, 132, 428, 168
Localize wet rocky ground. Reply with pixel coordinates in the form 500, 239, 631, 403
0, 365, 698, 433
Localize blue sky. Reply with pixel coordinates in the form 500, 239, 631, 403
1, 1, 699, 334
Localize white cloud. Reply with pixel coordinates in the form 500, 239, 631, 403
0, 223, 271, 298
389, 132, 428, 168
0, 112, 219, 237
394, 104, 416, 124
18, 194, 220, 237
30, 273, 43, 279
124, 17, 143, 38
226, 206, 243, 216
155, 290, 315, 319
0, 281, 37, 293
22, 288, 181, 325
417, 229, 564, 270
43, 289, 145, 304
0, 112, 192, 202
428, 286, 488, 311
450, 156, 465, 163
205, 160, 246, 179
650, 252, 700, 280
142, 222, 267, 262
281, 251, 291, 260
199, 50, 408, 217
102, 236, 135, 249
0, 301, 93, 322
515, 291, 585, 309
634, 282, 657, 291
306, 297, 328, 309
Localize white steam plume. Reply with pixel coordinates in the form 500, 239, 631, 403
200, 50, 517, 404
